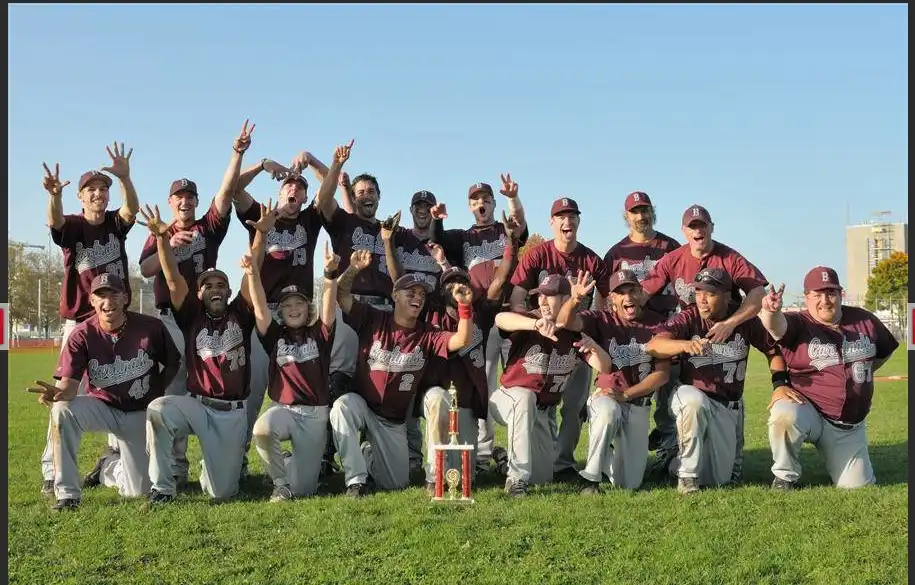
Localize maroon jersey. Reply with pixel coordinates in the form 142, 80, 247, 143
656, 305, 774, 401
259, 320, 335, 406
641, 241, 767, 310
139, 201, 231, 309
511, 239, 611, 307
436, 222, 530, 294
238, 201, 323, 306
51, 211, 134, 322
500, 311, 584, 407
322, 207, 394, 298
395, 229, 442, 290
344, 301, 454, 423
424, 298, 500, 419
580, 308, 666, 391
174, 294, 255, 401
54, 312, 179, 411
604, 232, 681, 315
773, 307, 899, 424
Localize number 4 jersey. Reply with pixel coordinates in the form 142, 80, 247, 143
174, 293, 255, 401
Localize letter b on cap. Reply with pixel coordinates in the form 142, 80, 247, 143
822, 271, 829, 283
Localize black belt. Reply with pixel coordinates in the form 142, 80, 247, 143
824, 418, 860, 431
706, 393, 741, 410
192, 394, 245, 411
629, 396, 652, 407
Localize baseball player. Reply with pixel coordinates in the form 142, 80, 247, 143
136, 120, 249, 484
493, 274, 610, 496
249, 234, 340, 501
139, 202, 260, 504
508, 197, 611, 481
759, 266, 899, 489
331, 250, 475, 497
28, 273, 180, 511
645, 267, 787, 494
39, 143, 140, 496
555, 269, 671, 493
640, 204, 769, 480
430, 176, 528, 474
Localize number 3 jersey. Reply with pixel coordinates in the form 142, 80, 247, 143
499, 311, 584, 408
174, 293, 255, 401
655, 304, 775, 402
579, 308, 666, 391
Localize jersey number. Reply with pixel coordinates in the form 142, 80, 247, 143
399, 374, 415, 392
292, 248, 309, 267
851, 361, 873, 384
548, 374, 570, 394
193, 253, 205, 274
105, 263, 125, 279
226, 347, 247, 372
637, 362, 652, 382
723, 361, 747, 384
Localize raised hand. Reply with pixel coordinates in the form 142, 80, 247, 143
570, 270, 596, 302
339, 171, 351, 188
762, 283, 786, 313
324, 241, 341, 272
534, 317, 559, 342
425, 241, 447, 265
101, 141, 133, 179
501, 211, 522, 243
244, 199, 278, 233
684, 336, 711, 356
137, 204, 170, 237
381, 210, 401, 242
349, 249, 373, 271
233, 119, 256, 153
290, 151, 311, 175
334, 139, 355, 165
263, 160, 292, 181
499, 173, 519, 199
430, 203, 448, 220
41, 162, 70, 198
240, 254, 255, 276
451, 282, 474, 305
27, 380, 71, 407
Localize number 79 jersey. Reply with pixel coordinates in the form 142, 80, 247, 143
579, 308, 667, 391
655, 304, 775, 402
174, 293, 255, 401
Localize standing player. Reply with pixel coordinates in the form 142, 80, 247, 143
330, 250, 475, 497
555, 269, 671, 493
645, 268, 787, 494
640, 204, 769, 479
395, 190, 446, 289
28, 273, 180, 511
39, 143, 140, 495
759, 267, 899, 489
509, 197, 611, 481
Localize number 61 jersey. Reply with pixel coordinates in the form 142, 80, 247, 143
174, 293, 255, 401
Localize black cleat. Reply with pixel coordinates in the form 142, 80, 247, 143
648, 429, 663, 451
83, 446, 117, 489
148, 489, 175, 505
553, 467, 581, 484
345, 483, 367, 499
504, 477, 529, 498
771, 477, 795, 491
579, 479, 601, 495
51, 498, 80, 512
492, 446, 509, 477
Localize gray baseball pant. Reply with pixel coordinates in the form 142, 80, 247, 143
580, 394, 651, 489
421, 386, 478, 484
552, 362, 592, 473
157, 309, 191, 478
768, 400, 875, 488
147, 394, 247, 500
652, 361, 681, 451
476, 324, 510, 471
406, 403, 425, 472
50, 396, 150, 501
330, 392, 409, 491
670, 384, 743, 486
244, 327, 270, 468
490, 386, 555, 485
253, 403, 329, 497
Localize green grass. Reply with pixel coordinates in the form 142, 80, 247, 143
8, 349, 909, 585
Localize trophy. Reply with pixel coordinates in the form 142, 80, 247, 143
430, 384, 474, 503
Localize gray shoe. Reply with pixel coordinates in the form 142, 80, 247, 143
41, 479, 55, 498
771, 477, 795, 491
345, 483, 367, 499
270, 484, 294, 502
504, 477, 528, 498
677, 477, 700, 495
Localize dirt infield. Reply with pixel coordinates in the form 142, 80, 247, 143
875, 376, 908, 382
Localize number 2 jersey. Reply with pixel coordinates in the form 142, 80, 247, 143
579, 308, 666, 391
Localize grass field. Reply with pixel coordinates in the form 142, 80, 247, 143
7, 349, 909, 585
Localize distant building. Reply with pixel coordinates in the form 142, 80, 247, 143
844, 215, 907, 306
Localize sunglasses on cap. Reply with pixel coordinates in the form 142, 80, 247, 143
694, 272, 727, 290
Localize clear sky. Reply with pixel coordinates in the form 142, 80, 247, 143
8, 4, 908, 305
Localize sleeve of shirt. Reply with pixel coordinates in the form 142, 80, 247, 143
50, 216, 76, 247
342, 300, 371, 334
641, 253, 671, 297
510, 244, 539, 289
321, 205, 349, 237
305, 203, 324, 241
746, 318, 778, 356
872, 315, 900, 359
173, 293, 200, 330
727, 250, 769, 294
235, 199, 260, 244
203, 199, 232, 244
426, 328, 456, 358
591, 255, 612, 298
54, 327, 88, 381
259, 320, 282, 353
108, 209, 134, 237
578, 310, 601, 340
138, 232, 158, 264
657, 310, 693, 339
517, 224, 530, 247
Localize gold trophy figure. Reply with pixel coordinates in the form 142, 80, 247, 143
431, 384, 474, 503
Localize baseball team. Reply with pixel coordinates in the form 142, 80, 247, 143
30, 120, 900, 511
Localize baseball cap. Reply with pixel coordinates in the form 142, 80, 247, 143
550, 197, 580, 216
90, 273, 126, 294
439, 267, 471, 289
693, 267, 732, 293
277, 284, 310, 304
682, 204, 713, 226
803, 266, 842, 292
468, 182, 494, 199
281, 172, 309, 189
529, 274, 572, 297
624, 191, 652, 211
608, 269, 641, 292
393, 273, 434, 293
411, 190, 437, 207
169, 178, 198, 197
196, 268, 230, 289
78, 170, 113, 191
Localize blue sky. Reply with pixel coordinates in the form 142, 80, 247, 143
8, 4, 908, 305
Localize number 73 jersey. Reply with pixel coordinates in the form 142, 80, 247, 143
655, 304, 777, 402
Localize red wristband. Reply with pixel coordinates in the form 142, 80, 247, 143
458, 303, 474, 320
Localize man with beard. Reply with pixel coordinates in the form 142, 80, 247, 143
645, 268, 788, 494
28, 273, 180, 511
39, 142, 140, 496
759, 267, 899, 489
135, 120, 251, 484
330, 250, 475, 497
555, 269, 671, 493
430, 174, 529, 475
509, 197, 611, 482
640, 204, 768, 480
603, 191, 682, 463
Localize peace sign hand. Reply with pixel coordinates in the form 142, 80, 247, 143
324, 241, 341, 272
499, 173, 518, 199
27, 380, 73, 407
42, 162, 70, 199
233, 119, 256, 153
244, 199, 279, 233
381, 210, 401, 242
137, 204, 170, 237
334, 139, 355, 165
762, 283, 786, 313
101, 142, 133, 179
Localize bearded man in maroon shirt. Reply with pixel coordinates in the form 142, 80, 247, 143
330, 250, 475, 497
28, 273, 180, 511
759, 266, 899, 489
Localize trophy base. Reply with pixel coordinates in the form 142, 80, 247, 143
431, 497, 475, 504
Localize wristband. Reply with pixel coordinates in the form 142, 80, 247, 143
458, 303, 474, 320
324, 268, 340, 280
771, 371, 791, 391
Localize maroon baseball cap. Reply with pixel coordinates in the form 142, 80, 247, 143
78, 170, 113, 191
624, 191, 652, 211
393, 273, 434, 293
278, 284, 310, 304
550, 197, 580, 216
196, 268, 230, 289
693, 267, 732, 293
169, 178, 198, 197
608, 269, 641, 292
529, 274, 572, 297
411, 190, 437, 207
90, 273, 126, 294
682, 204, 713, 226
468, 182, 494, 199
803, 266, 842, 292
281, 172, 308, 189
439, 267, 471, 289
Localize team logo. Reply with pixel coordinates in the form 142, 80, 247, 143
98, 274, 110, 286
691, 207, 700, 217
562, 198, 569, 207
821, 271, 830, 282
180, 179, 189, 188
617, 271, 625, 280
632, 193, 640, 202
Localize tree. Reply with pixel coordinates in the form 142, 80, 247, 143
865, 252, 908, 313
519, 233, 545, 259
8, 240, 63, 337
